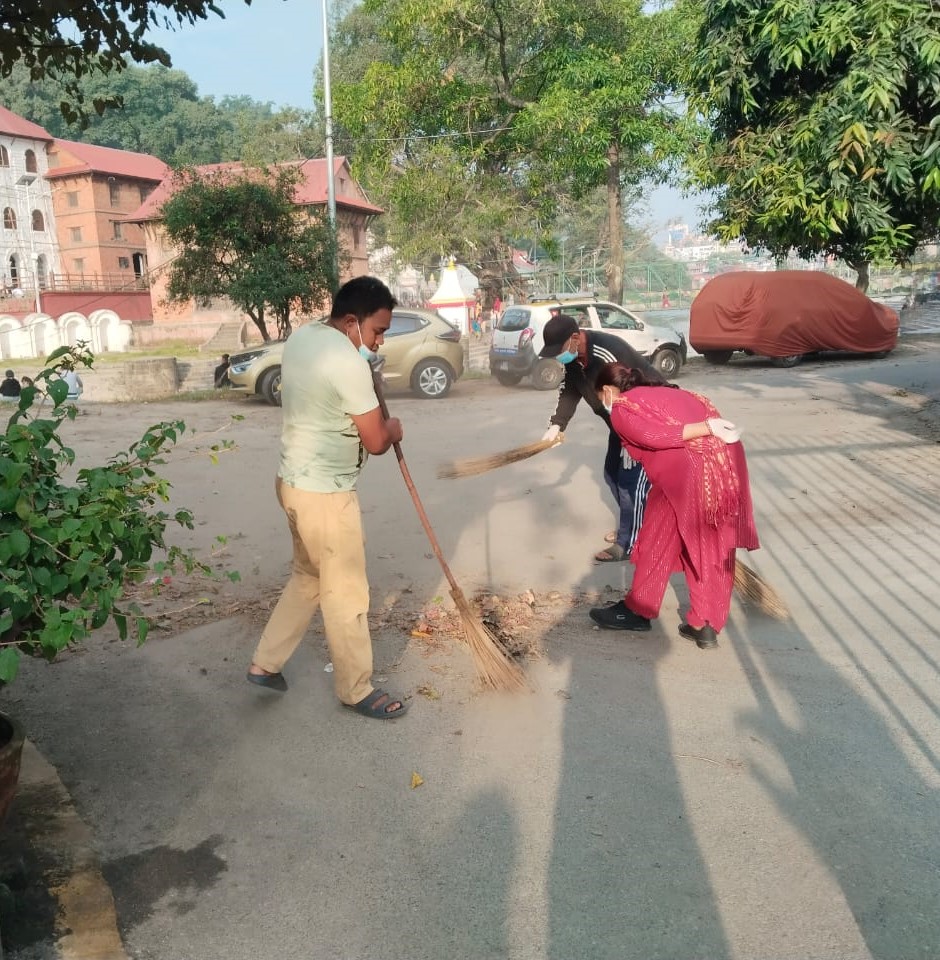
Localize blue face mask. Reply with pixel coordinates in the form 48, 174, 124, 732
556, 349, 577, 365
355, 322, 378, 363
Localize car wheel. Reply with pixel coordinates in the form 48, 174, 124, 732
531, 358, 564, 391
259, 366, 282, 405
703, 350, 734, 365
494, 370, 525, 386
652, 347, 681, 378
411, 358, 453, 398
771, 354, 803, 368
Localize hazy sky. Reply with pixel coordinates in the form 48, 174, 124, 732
150, 0, 705, 232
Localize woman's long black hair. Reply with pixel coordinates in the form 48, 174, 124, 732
596, 362, 677, 391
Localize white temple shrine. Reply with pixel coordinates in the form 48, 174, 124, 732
427, 258, 476, 336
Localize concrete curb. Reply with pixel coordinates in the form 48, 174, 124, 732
4, 741, 127, 960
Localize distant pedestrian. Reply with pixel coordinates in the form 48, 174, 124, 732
62, 369, 83, 400
0, 369, 21, 399
214, 354, 231, 388
661, 291, 671, 309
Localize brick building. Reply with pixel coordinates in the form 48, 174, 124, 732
127, 156, 383, 344
44, 138, 168, 288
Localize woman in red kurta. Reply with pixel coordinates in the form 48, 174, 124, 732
588, 363, 759, 648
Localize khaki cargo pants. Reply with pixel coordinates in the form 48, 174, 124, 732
251, 478, 373, 705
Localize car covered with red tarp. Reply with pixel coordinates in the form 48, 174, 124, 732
690, 271, 899, 367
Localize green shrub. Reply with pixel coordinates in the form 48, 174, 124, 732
0, 346, 218, 683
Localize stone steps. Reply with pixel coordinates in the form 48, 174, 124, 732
201, 321, 248, 354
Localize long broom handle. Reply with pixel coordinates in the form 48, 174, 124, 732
372, 371, 462, 596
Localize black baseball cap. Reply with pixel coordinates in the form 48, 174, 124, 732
539, 314, 580, 358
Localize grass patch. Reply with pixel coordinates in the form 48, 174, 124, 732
172, 388, 249, 403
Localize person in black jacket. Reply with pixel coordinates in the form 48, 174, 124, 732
0, 369, 21, 399
538, 314, 667, 562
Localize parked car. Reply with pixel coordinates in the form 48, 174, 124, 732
690, 271, 899, 368
228, 307, 464, 404
489, 296, 688, 389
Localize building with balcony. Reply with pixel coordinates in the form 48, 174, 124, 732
127, 156, 383, 344
0, 106, 59, 305
44, 138, 168, 289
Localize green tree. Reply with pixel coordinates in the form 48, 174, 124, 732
332, 0, 694, 303
2, 62, 318, 165
161, 166, 340, 341
687, 0, 940, 290
0, 0, 250, 124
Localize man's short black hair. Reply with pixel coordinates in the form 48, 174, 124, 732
330, 276, 398, 321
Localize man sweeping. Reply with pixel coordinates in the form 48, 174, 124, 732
538, 315, 667, 562
247, 276, 409, 719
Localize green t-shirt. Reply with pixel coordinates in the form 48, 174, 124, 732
278, 322, 380, 492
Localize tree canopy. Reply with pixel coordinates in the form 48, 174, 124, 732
161, 166, 340, 341
2, 62, 323, 165
331, 0, 694, 303
0, 0, 251, 124
688, 0, 940, 288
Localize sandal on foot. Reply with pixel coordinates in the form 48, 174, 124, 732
346, 689, 409, 720
247, 669, 288, 692
594, 543, 625, 562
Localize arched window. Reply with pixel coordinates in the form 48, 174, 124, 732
8, 255, 18, 285
2, 208, 16, 230
24, 149, 37, 173
0, 146, 9, 167
32, 210, 44, 231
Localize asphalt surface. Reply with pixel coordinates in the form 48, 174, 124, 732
3, 338, 940, 960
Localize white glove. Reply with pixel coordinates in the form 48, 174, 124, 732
706, 418, 742, 443
542, 424, 562, 444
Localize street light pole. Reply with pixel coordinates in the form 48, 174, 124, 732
320, 0, 336, 233
17, 173, 41, 314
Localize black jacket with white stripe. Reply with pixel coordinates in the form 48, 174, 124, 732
548, 330, 665, 431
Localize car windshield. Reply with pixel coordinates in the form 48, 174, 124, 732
498, 307, 532, 332
596, 305, 640, 330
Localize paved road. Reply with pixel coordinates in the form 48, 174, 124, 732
4, 340, 940, 960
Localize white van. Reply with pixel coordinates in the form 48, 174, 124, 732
489, 297, 688, 389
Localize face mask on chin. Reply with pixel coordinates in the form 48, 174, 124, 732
354, 322, 378, 363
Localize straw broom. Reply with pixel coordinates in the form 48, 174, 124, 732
733, 559, 789, 620
438, 436, 563, 479
372, 374, 527, 691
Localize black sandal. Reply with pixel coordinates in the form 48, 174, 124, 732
346, 689, 409, 719
246, 669, 288, 692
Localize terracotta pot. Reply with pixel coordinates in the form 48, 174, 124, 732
0, 711, 25, 829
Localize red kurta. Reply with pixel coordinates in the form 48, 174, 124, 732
610, 386, 759, 631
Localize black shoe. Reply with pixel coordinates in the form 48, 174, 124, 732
246, 670, 288, 691
679, 623, 718, 649
589, 601, 652, 631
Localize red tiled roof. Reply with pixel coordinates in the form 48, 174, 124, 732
0, 105, 52, 140
46, 138, 169, 182
125, 157, 383, 222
